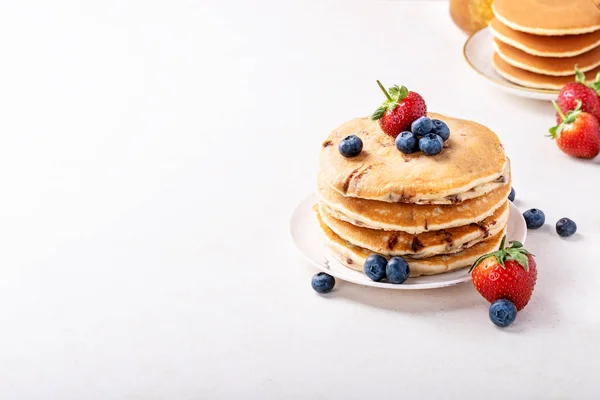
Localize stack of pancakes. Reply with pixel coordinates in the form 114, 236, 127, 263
490, 0, 600, 90
316, 113, 511, 277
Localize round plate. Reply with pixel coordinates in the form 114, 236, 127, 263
290, 194, 527, 290
463, 26, 559, 101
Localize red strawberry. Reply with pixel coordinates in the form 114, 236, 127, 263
470, 238, 537, 311
371, 80, 427, 138
549, 100, 600, 159
556, 67, 600, 122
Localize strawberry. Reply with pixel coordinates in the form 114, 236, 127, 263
549, 100, 600, 159
371, 80, 427, 138
556, 67, 600, 122
470, 238, 537, 311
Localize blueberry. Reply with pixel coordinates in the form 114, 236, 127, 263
556, 217, 577, 237
430, 119, 450, 141
489, 299, 517, 328
338, 135, 363, 158
395, 131, 419, 154
411, 116, 433, 137
523, 208, 545, 229
364, 254, 387, 281
508, 187, 516, 202
386, 257, 410, 284
311, 272, 335, 293
419, 133, 444, 156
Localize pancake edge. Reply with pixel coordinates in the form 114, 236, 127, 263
324, 227, 507, 277
493, 40, 600, 76
493, 4, 600, 36
490, 24, 600, 58
492, 54, 567, 90
316, 181, 511, 233
317, 201, 510, 258
328, 158, 509, 205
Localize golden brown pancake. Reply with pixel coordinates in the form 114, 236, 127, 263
316, 171, 511, 233
493, 0, 600, 35
317, 209, 507, 277
494, 38, 600, 76
319, 113, 507, 204
317, 201, 509, 258
490, 17, 600, 57
492, 52, 600, 89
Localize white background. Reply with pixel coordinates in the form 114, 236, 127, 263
0, 0, 598, 399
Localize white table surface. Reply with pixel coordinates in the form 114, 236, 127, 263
0, 1, 599, 399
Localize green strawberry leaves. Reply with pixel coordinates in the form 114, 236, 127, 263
574, 65, 600, 94
372, 105, 388, 121
508, 251, 530, 270
549, 99, 582, 139
593, 72, 600, 93
388, 85, 408, 101
371, 80, 409, 121
469, 236, 534, 273
575, 65, 586, 84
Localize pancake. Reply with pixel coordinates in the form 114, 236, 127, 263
319, 113, 507, 204
316, 171, 511, 233
492, 0, 600, 36
489, 17, 600, 57
492, 52, 600, 89
317, 201, 509, 258
494, 38, 600, 76
317, 210, 507, 277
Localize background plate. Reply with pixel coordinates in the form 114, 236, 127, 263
290, 193, 527, 290
463, 27, 559, 101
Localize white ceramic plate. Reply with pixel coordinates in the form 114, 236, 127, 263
290, 194, 527, 290
463, 26, 559, 101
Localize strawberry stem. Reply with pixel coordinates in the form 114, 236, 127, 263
574, 65, 586, 84
376, 80, 392, 102
470, 238, 533, 272
552, 100, 566, 122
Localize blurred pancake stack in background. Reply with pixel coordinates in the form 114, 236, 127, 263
489, 0, 600, 90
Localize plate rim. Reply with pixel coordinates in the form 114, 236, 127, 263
290, 193, 527, 290
462, 26, 560, 97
